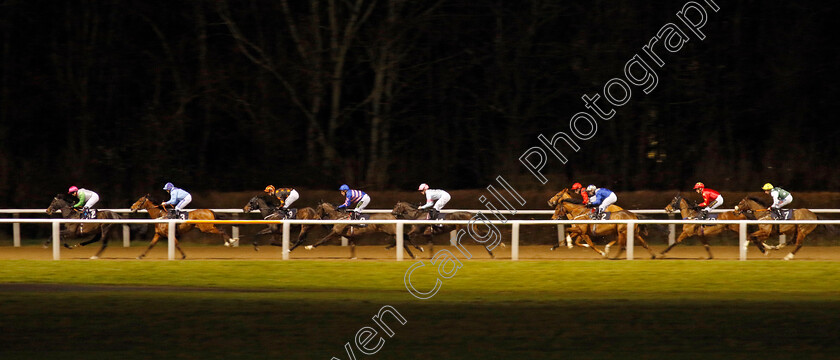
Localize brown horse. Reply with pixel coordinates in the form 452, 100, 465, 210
130, 194, 232, 259
734, 197, 819, 260
45, 195, 122, 259
391, 201, 500, 259
548, 188, 623, 251
242, 195, 319, 252
304, 202, 422, 259
659, 194, 746, 259
556, 198, 656, 259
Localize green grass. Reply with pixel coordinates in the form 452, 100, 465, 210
1, 260, 839, 359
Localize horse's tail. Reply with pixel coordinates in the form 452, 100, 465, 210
817, 215, 840, 235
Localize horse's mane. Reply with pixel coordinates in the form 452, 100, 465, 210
747, 196, 769, 207
560, 198, 582, 205
398, 201, 419, 209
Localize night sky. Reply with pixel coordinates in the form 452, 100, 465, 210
0, 0, 838, 207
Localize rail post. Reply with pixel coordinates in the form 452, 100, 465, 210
556, 224, 565, 249
282, 221, 290, 260
739, 222, 747, 261
450, 230, 457, 246
668, 213, 676, 245
13, 213, 21, 247
626, 221, 634, 260
341, 237, 349, 246
396, 220, 404, 261
779, 234, 786, 246
52, 221, 60, 260
511, 222, 520, 261
167, 219, 176, 260
123, 224, 131, 247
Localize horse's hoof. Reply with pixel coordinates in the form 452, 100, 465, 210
89, 255, 99, 260
500, 243, 506, 248
181, 255, 187, 260
783, 253, 794, 261
136, 255, 144, 260
305, 245, 314, 250
418, 247, 424, 253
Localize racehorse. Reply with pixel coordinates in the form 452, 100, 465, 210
304, 202, 423, 259
130, 194, 232, 259
733, 197, 820, 260
556, 198, 656, 259
45, 195, 122, 259
547, 188, 623, 250
659, 194, 747, 259
242, 195, 319, 251
391, 201, 501, 258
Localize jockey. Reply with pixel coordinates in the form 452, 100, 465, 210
162, 182, 192, 219
571, 182, 589, 204
763, 183, 792, 219
584, 184, 616, 219
693, 182, 723, 220
417, 183, 451, 220
264, 185, 299, 217
337, 184, 370, 220
68, 186, 99, 219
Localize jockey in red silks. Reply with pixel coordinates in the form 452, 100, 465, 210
693, 182, 723, 220
571, 182, 589, 204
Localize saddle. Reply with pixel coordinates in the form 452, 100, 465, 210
272, 208, 298, 219
348, 212, 370, 227
80, 208, 97, 220
167, 209, 189, 220
589, 210, 611, 220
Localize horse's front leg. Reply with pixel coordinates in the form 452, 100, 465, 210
137, 233, 162, 259
305, 231, 341, 250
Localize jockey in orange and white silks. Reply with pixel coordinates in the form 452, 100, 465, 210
264, 185, 299, 209
417, 183, 450, 219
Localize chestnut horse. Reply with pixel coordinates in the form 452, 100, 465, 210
45, 195, 122, 259
130, 194, 232, 259
547, 188, 624, 250
659, 194, 746, 259
733, 197, 819, 260
242, 195, 319, 252
304, 202, 422, 259
391, 201, 500, 258
556, 198, 656, 259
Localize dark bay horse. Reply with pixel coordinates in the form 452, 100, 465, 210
242, 195, 319, 252
556, 198, 656, 259
304, 202, 422, 259
45, 195, 122, 259
391, 201, 500, 259
130, 194, 232, 259
734, 197, 821, 260
659, 194, 746, 259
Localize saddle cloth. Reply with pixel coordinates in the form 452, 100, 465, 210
272, 208, 298, 219
773, 209, 794, 220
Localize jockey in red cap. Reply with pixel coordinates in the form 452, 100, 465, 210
571, 182, 589, 204
693, 182, 723, 220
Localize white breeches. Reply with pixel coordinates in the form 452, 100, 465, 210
598, 193, 617, 212
353, 194, 371, 213
284, 190, 300, 208
703, 194, 724, 212
175, 194, 192, 211
432, 192, 451, 211
84, 193, 100, 208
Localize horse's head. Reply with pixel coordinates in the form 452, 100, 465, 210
316, 202, 334, 219
391, 201, 415, 218
665, 194, 682, 214
130, 194, 153, 213
244, 196, 261, 213
734, 196, 764, 215
46, 195, 70, 215
548, 188, 570, 207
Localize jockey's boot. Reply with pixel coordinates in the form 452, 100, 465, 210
285, 208, 294, 219
429, 208, 440, 220
772, 208, 782, 220
699, 210, 708, 220
167, 209, 176, 219
275, 208, 286, 219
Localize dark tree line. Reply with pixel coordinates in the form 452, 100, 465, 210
0, 0, 837, 207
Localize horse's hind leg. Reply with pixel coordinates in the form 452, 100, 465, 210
137, 234, 161, 259
175, 238, 187, 259
90, 233, 106, 259
699, 236, 713, 260
198, 224, 233, 246
289, 225, 313, 252
783, 227, 807, 260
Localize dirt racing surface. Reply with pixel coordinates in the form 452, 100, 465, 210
3, 243, 840, 261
